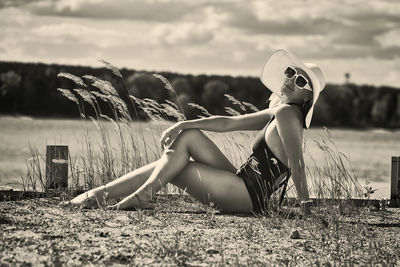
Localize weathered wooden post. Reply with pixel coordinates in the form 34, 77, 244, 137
45, 145, 69, 190
389, 156, 400, 207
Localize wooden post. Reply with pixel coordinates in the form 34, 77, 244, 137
45, 145, 69, 190
389, 156, 400, 207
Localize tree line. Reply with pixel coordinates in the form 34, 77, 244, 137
1, 61, 399, 128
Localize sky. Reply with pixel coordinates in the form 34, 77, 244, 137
1, 0, 400, 87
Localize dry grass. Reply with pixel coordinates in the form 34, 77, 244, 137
1, 197, 399, 266
304, 127, 363, 199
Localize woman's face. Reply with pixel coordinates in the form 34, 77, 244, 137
280, 67, 313, 103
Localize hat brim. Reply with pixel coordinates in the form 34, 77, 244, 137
260, 49, 323, 128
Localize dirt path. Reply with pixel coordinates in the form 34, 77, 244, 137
1, 196, 399, 266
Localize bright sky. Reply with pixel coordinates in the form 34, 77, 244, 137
1, 0, 400, 87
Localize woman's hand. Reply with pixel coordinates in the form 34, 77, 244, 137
160, 122, 185, 149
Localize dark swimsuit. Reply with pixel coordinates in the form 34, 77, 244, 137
236, 103, 308, 213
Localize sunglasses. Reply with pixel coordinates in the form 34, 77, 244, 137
284, 67, 312, 91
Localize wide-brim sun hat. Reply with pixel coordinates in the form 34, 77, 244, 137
260, 49, 325, 129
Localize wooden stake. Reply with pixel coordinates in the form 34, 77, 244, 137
390, 156, 400, 207
45, 145, 69, 190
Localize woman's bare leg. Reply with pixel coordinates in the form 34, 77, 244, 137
68, 161, 158, 206
67, 128, 233, 207
172, 161, 253, 213
109, 129, 252, 212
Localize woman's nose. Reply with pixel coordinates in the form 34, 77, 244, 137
284, 76, 296, 88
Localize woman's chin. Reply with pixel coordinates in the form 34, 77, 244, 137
281, 86, 294, 94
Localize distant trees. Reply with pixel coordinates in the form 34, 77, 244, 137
201, 80, 229, 115
0, 70, 21, 112
371, 94, 390, 125
170, 77, 194, 116
0, 70, 21, 94
393, 94, 400, 127
1, 61, 400, 128
126, 72, 167, 102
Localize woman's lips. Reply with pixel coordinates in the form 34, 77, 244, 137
282, 85, 294, 92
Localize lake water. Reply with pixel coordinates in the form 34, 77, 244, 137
1, 116, 399, 198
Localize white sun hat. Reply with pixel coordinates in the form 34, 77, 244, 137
260, 49, 326, 129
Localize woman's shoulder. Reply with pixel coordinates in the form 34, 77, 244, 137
274, 103, 304, 127
274, 103, 299, 115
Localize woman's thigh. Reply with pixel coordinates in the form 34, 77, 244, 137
170, 129, 237, 173
171, 161, 253, 213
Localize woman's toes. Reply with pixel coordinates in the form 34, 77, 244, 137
64, 192, 98, 208
69, 192, 90, 206
81, 194, 101, 208
106, 204, 119, 210
58, 200, 71, 207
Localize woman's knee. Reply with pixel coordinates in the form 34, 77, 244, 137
181, 128, 203, 139
166, 129, 202, 153
174, 129, 203, 146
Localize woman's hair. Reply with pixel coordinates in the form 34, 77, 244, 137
302, 99, 312, 113
304, 89, 313, 102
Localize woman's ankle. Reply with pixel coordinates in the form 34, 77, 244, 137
88, 185, 108, 203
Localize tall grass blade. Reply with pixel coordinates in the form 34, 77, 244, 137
57, 88, 79, 105
57, 73, 87, 88
98, 59, 123, 78
82, 75, 119, 96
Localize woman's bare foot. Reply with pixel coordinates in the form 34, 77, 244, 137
107, 194, 154, 210
60, 186, 107, 208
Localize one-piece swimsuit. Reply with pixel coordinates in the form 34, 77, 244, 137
236, 103, 307, 213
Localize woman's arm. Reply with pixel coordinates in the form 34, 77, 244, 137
182, 107, 278, 132
160, 107, 278, 148
274, 105, 311, 211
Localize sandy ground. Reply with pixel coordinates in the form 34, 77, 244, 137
1, 196, 400, 266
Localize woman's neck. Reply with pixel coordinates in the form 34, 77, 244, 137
280, 96, 302, 105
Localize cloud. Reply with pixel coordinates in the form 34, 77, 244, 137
228, 15, 341, 36
219, 0, 400, 60
0, 7, 33, 26
21, 0, 205, 22
221, 1, 344, 35
11, 0, 400, 61
1, 0, 400, 87
0, 0, 40, 9
376, 29, 400, 48
148, 22, 214, 46
145, 5, 225, 46
32, 23, 124, 48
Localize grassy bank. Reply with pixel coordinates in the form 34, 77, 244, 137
1, 197, 399, 265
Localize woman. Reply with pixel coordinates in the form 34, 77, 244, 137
65, 49, 325, 216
